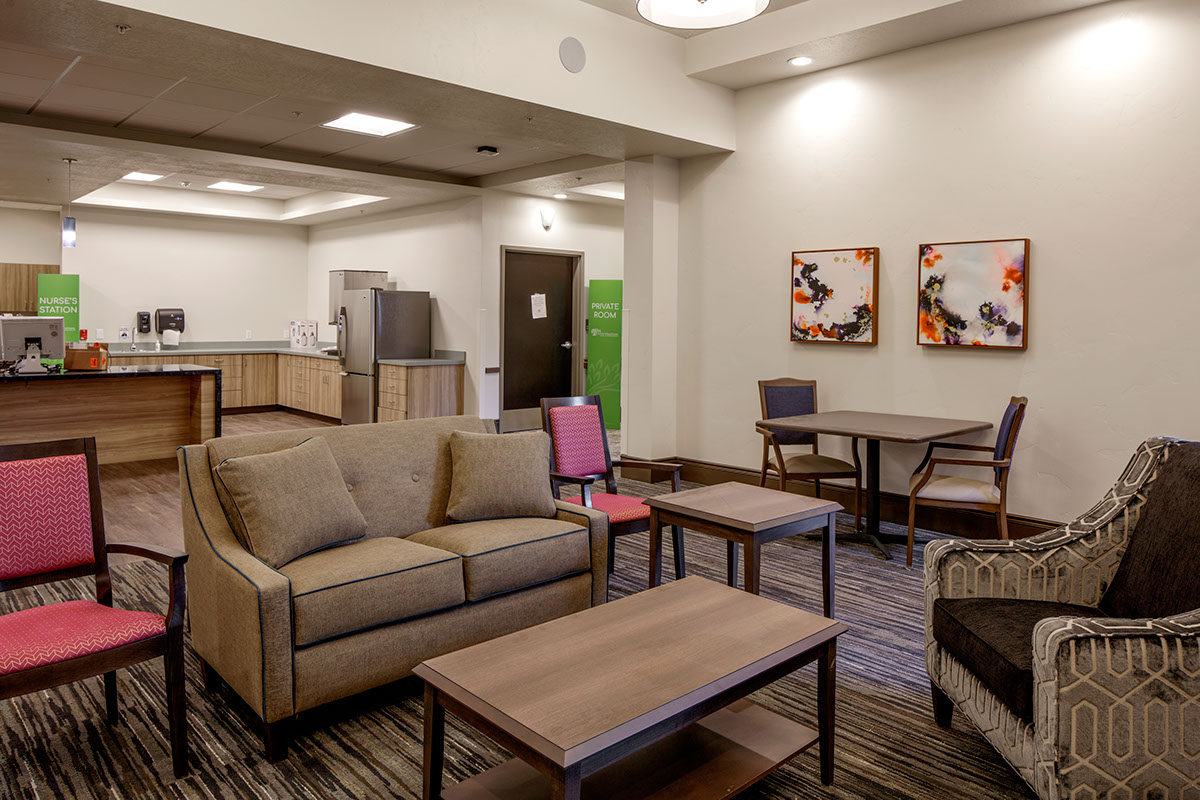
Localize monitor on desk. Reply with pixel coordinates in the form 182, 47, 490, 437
0, 316, 66, 362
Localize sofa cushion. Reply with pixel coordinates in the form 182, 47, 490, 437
1101, 442, 1200, 619
279, 536, 465, 647
205, 416, 492, 540
445, 430, 556, 521
407, 518, 589, 601
213, 437, 367, 568
932, 598, 1103, 722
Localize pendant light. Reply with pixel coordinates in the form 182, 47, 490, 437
62, 158, 77, 248
635, 0, 769, 30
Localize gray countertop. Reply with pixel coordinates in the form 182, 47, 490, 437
106, 341, 466, 366
0, 364, 220, 382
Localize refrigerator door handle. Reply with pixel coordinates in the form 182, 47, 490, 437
337, 306, 347, 367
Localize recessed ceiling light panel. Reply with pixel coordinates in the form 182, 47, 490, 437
122, 171, 164, 182
789, 56, 814, 67
636, 0, 769, 30
323, 112, 416, 137
208, 181, 264, 193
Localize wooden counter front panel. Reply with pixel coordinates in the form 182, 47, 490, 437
407, 364, 464, 419
0, 374, 217, 463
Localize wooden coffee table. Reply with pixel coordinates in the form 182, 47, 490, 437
415, 577, 846, 800
644, 483, 841, 618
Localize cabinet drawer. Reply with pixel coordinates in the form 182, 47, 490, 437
292, 379, 309, 394
377, 391, 406, 411
378, 364, 408, 381
380, 378, 406, 395
376, 406, 406, 422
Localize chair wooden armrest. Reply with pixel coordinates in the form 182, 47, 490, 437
927, 456, 1010, 469
106, 542, 188, 567
614, 457, 683, 471
105, 543, 187, 628
754, 425, 778, 440
930, 442, 995, 452
549, 473, 597, 485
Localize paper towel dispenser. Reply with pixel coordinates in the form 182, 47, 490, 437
155, 308, 185, 333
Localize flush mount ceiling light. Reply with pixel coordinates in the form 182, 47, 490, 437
323, 112, 416, 137
636, 0, 769, 30
788, 56, 814, 67
208, 181, 264, 193
122, 171, 164, 182
553, 193, 568, 200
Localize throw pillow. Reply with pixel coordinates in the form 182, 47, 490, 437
213, 436, 367, 568
446, 430, 556, 521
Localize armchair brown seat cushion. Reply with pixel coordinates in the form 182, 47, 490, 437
408, 518, 590, 602
932, 598, 1103, 722
279, 537, 465, 647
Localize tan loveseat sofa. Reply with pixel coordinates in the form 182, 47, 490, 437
177, 415, 609, 760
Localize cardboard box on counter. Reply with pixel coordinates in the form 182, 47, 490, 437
65, 344, 109, 371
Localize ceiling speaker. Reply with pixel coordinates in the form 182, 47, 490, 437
559, 37, 586, 74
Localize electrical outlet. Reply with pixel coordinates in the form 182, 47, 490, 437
245, 329, 253, 339
94, 328, 105, 340
118, 327, 131, 342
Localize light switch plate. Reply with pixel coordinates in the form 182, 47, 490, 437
94, 328, 105, 340
245, 329, 253, 339
118, 327, 132, 342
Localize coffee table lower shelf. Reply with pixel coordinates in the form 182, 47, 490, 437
441, 699, 818, 800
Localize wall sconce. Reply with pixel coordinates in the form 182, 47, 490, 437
540, 207, 556, 231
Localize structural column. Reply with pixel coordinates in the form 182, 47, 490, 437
622, 156, 679, 460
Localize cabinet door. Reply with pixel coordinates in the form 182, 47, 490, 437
242, 354, 277, 406
276, 355, 292, 408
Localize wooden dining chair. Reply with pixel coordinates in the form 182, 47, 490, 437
756, 378, 862, 530
906, 396, 1029, 567
0, 437, 190, 778
541, 395, 686, 578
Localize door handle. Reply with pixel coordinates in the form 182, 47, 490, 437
561, 341, 573, 350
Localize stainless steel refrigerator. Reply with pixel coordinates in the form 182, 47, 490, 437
337, 289, 431, 424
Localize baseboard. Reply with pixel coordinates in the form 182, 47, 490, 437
620, 455, 1058, 541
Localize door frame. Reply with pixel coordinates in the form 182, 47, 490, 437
499, 245, 587, 432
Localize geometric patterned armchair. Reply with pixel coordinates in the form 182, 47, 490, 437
0, 437, 189, 778
924, 437, 1200, 799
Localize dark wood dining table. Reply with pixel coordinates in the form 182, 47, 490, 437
755, 411, 992, 560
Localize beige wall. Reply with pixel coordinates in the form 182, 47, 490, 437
0, 207, 62, 266
676, 0, 1200, 522
0, 206, 308, 343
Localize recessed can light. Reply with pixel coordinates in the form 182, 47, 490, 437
553, 193, 568, 200
789, 56, 814, 67
322, 112, 416, 137
123, 171, 164, 182
208, 181, 264, 193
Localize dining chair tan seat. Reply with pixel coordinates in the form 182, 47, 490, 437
756, 378, 861, 531
906, 396, 1028, 567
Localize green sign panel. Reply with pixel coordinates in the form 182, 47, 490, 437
37, 273, 80, 344
586, 280, 622, 429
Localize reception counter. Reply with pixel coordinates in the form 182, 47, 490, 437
0, 364, 220, 464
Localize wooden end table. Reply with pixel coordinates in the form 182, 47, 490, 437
644, 482, 840, 618
416, 577, 847, 800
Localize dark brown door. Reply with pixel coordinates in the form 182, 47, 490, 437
502, 251, 578, 431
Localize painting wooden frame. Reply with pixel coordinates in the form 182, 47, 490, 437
916, 238, 1029, 351
790, 247, 879, 346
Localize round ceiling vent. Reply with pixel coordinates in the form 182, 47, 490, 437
559, 37, 586, 74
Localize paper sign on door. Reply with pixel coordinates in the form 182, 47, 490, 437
530, 293, 547, 319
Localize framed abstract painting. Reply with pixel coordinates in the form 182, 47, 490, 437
917, 238, 1029, 350
790, 247, 878, 345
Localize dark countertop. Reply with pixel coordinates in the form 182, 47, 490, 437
0, 364, 221, 382
106, 341, 466, 366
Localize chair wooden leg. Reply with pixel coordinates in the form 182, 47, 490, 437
264, 718, 292, 763
997, 508, 1009, 541
671, 525, 686, 580
813, 479, 821, 498
165, 629, 189, 778
607, 532, 616, 575
104, 671, 118, 725
907, 497, 918, 569
759, 442, 770, 488
932, 682, 954, 727
854, 473, 862, 532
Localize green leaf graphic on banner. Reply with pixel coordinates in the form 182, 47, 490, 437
587, 280, 622, 428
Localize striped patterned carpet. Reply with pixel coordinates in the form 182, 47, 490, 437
0, 477, 1035, 799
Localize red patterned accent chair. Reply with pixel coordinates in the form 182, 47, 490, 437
541, 395, 687, 578
0, 437, 189, 778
